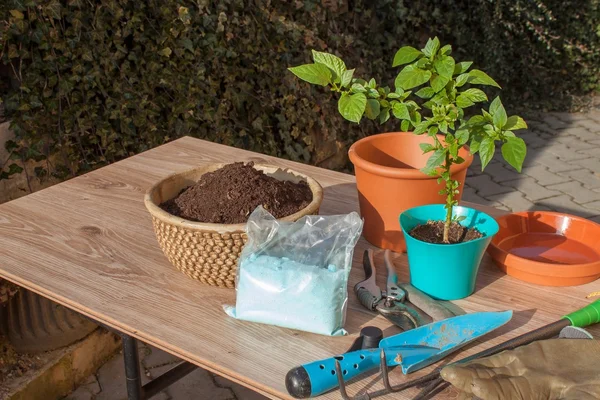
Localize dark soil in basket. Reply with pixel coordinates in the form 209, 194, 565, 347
160, 162, 313, 224
409, 220, 484, 244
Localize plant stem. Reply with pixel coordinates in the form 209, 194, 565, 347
443, 153, 453, 243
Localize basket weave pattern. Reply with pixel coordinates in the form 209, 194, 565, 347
151, 217, 247, 288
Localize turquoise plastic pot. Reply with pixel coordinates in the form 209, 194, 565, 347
399, 204, 499, 300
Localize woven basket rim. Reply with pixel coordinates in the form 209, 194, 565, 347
144, 162, 324, 232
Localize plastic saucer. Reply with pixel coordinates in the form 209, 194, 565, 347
487, 211, 600, 286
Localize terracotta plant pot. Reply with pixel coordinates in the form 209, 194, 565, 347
348, 132, 474, 252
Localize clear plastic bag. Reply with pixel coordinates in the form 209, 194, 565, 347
224, 206, 363, 336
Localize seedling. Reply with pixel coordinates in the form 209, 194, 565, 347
289, 37, 527, 243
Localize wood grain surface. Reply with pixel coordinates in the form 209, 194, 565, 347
0, 136, 598, 400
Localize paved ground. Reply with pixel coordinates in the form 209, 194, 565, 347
65, 108, 600, 400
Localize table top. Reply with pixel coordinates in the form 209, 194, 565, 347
0, 136, 598, 400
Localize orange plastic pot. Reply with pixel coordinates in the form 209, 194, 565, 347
348, 132, 474, 252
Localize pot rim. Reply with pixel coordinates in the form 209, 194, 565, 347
348, 131, 474, 180
144, 163, 324, 232
399, 204, 499, 248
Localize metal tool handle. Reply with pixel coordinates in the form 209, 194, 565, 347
354, 250, 382, 310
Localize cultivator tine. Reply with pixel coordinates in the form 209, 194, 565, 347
334, 360, 371, 400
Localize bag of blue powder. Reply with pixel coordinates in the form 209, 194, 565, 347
223, 206, 363, 336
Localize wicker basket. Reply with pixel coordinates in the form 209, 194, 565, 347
144, 163, 324, 288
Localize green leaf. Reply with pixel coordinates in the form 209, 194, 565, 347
8, 163, 24, 175
431, 74, 450, 93
288, 64, 332, 86
312, 50, 346, 81
456, 94, 475, 108
368, 78, 377, 89
365, 99, 381, 120
379, 108, 391, 124
393, 46, 423, 67
422, 148, 446, 175
338, 92, 367, 123
482, 109, 493, 123
401, 119, 411, 132
490, 96, 507, 128
466, 115, 486, 126
439, 120, 448, 133
422, 37, 441, 58
367, 88, 380, 98
479, 137, 496, 170
455, 73, 470, 87
461, 88, 488, 102
158, 47, 172, 57
504, 115, 528, 131
439, 44, 452, 55
395, 64, 432, 90
420, 143, 436, 153
351, 83, 367, 93
434, 56, 456, 78
454, 61, 473, 75
392, 102, 410, 120
456, 128, 470, 145
414, 120, 431, 135
428, 126, 439, 136
387, 92, 401, 99
10, 9, 24, 19
502, 137, 527, 172
468, 69, 501, 88
340, 69, 354, 88
415, 87, 435, 99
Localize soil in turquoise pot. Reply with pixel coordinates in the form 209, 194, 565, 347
159, 162, 313, 224
409, 221, 484, 244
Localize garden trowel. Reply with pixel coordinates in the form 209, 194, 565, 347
285, 310, 513, 398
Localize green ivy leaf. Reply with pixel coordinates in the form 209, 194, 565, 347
338, 92, 367, 123
479, 137, 496, 170
422, 148, 446, 175
422, 37, 441, 58
288, 64, 332, 86
504, 115, 528, 130
392, 102, 410, 120
365, 99, 381, 120
401, 119, 411, 132
395, 64, 432, 90
430, 74, 450, 93
420, 143, 435, 153
312, 50, 346, 81
392, 46, 423, 67
501, 137, 527, 172
454, 61, 473, 75
7, 163, 24, 175
340, 69, 354, 88
415, 87, 435, 99
468, 69, 501, 88
434, 56, 455, 78
490, 96, 508, 128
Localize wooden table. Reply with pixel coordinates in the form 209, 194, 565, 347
0, 136, 598, 400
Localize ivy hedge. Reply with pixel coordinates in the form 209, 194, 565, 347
0, 0, 599, 182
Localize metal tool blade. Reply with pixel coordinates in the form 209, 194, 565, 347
383, 250, 405, 302
379, 310, 513, 374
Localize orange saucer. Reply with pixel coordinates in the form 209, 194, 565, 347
487, 211, 600, 286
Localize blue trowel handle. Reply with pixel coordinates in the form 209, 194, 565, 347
285, 348, 381, 398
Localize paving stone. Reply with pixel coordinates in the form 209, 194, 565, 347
159, 367, 235, 400
64, 375, 101, 400
95, 352, 155, 400
543, 115, 571, 130
520, 131, 548, 148
488, 192, 551, 212
560, 169, 600, 189
520, 165, 571, 186
460, 187, 504, 207
584, 201, 600, 213
533, 153, 582, 173
528, 121, 558, 135
551, 111, 589, 122
589, 215, 600, 223
142, 345, 180, 369
554, 135, 595, 151
546, 181, 600, 204
466, 175, 513, 197
502, 177, 561, 201
570, 157, 600, 172
535, 195, 598, 218
576, 119, 600, 132
576, 147, 600, 158
215, 375, 269, 400
480, 162, 523, 183
588, 139, 600, 146
547, 144, 593, 161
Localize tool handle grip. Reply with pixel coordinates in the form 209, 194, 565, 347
285, 349, 381, 398
563, 299, 600, 328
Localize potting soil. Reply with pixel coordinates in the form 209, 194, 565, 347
224, 254, 348, 336
159, 162, 313, 224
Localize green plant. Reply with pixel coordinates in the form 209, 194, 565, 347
289, 37, 528, 243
